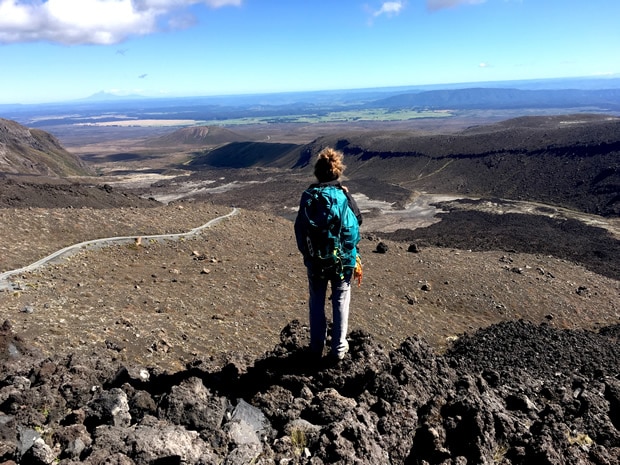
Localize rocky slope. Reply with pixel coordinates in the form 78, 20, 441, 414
298, 114, 620, 216
0, 118, 92, 177
0, 178, 160, 209
184, 114, 620, 216
0, 318, 618, 464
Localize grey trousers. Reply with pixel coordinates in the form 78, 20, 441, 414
307, 269, 351, 357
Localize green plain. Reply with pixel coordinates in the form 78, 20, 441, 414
198, 108, 452, 126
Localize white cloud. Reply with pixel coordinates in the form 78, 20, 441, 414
372, 1, 404, 18
427, 0, 486, 11
479, 62, 489, 68
0, 0, 241, 45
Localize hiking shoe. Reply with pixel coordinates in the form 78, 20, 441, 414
332, 342, 349, 361
329, 349, 348, 362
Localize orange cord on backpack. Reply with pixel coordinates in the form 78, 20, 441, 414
353, 255, 363, 287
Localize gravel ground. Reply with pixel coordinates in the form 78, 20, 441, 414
1, 201, 618, 372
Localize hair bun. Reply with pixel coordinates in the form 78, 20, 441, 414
314, 147, 345, 182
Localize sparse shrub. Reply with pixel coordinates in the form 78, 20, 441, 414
290, 428, 307, 456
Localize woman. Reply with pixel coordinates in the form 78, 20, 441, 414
294, 147, 362, 361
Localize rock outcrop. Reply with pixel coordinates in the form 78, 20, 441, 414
0, 318, 618, 464
0, 118, 92, 177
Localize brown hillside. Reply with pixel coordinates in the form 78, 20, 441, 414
0, 118, 92, 177
299, 114, 620, 216
189, 141, 302, 168
187, 115, 619, 216
146, 125, 251, 147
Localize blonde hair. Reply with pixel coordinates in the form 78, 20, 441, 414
314, 147, 345, 182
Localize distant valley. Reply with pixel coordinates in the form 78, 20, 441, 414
2, 76, 619, 138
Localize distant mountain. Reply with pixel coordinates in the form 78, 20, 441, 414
80, 91, 147, 102
4, 76, 620, 130
147, 126, 251, 148
371, 88, 620, 110
0, 118, 92, 177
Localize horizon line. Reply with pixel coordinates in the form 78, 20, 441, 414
2, 73, 620, 107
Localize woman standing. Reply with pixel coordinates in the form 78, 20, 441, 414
294, 147, 362, 361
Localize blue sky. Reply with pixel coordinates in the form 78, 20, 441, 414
1, 0, 619, 104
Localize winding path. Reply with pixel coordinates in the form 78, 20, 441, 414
0, 208, 239, 291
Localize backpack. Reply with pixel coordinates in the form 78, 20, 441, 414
295, 185, 360, 279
